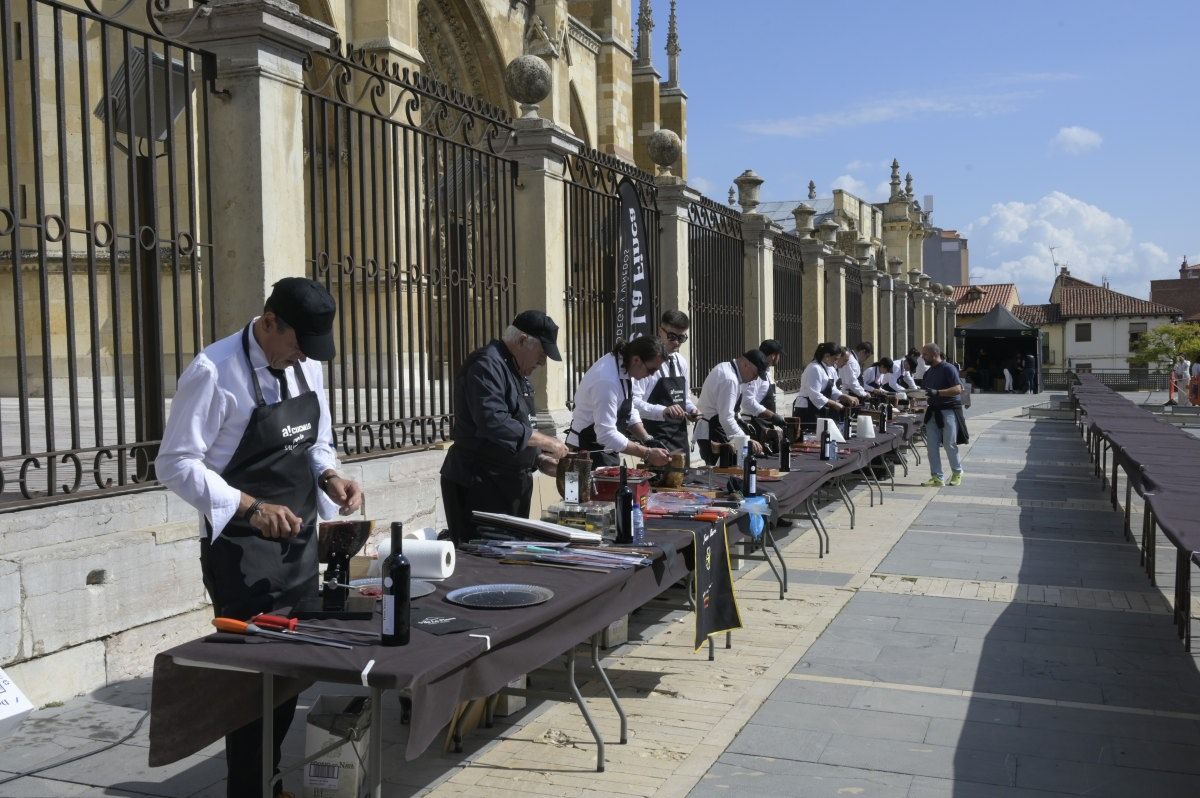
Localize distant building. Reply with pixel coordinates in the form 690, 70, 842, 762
1149, 258, 1200, 322
923, 229, 969, 287
1013, 268, 1181, 370
952, 283, 1020, 328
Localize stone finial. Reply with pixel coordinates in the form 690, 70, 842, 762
887, 256, 904, 277
807, 180, 817, 200
904, 172, 913, 199
636, 0, 654, 65
943, 284, 954, 298
728, 185, 736, 206
889, 159, 902, 200
665, 0, 681, 87
931, 281, 943, 295
733, 169, 763, 213
919, 275, 931, 290
855, 239, 873, 261
647, 128, 683, 175
817, 219, 839, 245
505, 55, 552, 119
792, 202, 815, 235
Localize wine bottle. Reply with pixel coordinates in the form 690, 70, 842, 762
614, 465, 633, 544
744, 450, 758, 496
779, 429, 791, 472
819, 425, 830, 461
381, 522, 410, 646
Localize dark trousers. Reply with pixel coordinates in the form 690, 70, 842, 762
224, 695, 298, 797
442, 471, 533, 547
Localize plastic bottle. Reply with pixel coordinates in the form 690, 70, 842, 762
631, 500, 646, 545
382, 522, 410, 646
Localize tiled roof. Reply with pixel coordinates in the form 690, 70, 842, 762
1054, 275, 1181, 318
1012, 303, 1062, 326
951, 283, 1019, 315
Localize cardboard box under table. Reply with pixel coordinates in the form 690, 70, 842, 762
148, 530, 695, 797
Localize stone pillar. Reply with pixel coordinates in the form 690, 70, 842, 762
656, 176, 700, 363
913, 290, 929, 349
801, 247, 826, 357
934, 296, 946, 354
631, 65, 661, 172
507, 118, 583, 415
163, 0, 334, 339
591, 0, 635, 160
860, 263, 879, 350
876, 273, 894, 357
742, 214, 778, 345
824, 254, 849, 344
533, 0, 573, 128
893, 281, 910, 357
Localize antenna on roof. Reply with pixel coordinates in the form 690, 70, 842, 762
1048, 245, 1068, 276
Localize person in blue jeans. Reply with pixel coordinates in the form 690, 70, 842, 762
918, 343, 969, 487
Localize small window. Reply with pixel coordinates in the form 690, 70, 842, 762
1128, 321, 1147, 350
1076, 362, 1092, 373
1075, 323, 1092, 343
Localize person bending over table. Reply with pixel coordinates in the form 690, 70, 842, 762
792, 341, 858, 433
836, 345, 872, 404
695, 349, 769, 465
740, 338, 787, 453
440, 310, 569, 546
567, 336, 672, 468
155, 277, 364, 798
633, 310, 699, 455
919, 343, 968, 488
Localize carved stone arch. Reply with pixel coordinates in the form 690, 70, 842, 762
568, 82, 591, 149
417, 0, 510, 109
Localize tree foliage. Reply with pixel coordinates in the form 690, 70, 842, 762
1128, 322, 1200, 368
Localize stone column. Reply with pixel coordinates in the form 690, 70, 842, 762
893, 281, 910, 357
860, 263, 879, 350
507, 118, 583, 415
742, 214, 779, 345
876, 273, 894, 356
591, 0, 635, 160
823, 254, 849, 344
933, 295, 946, 354
913, 290, 930, 349
163, 0, 334, 338
655, 176, 700, 363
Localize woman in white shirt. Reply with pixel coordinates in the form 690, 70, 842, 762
567, 336, 673, 468
792, 342, 858, 432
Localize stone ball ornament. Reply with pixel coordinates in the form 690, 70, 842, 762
505, 55, 552, 118
647, 128, 683, 174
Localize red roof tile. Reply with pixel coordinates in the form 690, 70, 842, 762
951, 283, 1019, 315
1053, 275, 1180, 318
1012, 304, 1062, 325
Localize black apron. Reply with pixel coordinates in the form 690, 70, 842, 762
642, 354, 689, 453
745, 377, 779, 447
199, 325, 321, 621
794, 364, 836, 432
569, 358, 632, 468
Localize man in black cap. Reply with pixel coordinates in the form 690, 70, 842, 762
156, 276, 363, 798
740, 339, 787, 452
440, 310, 569, 545
695, 349, 768, 465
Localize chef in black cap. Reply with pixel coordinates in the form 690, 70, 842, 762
694, 349, 769, 465
440, 310, 569, 545
156, 276, 363, 798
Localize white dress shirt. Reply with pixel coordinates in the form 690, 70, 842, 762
740, 368, 774, 417
633, 351, 697, 420
1192, 361, 1200, 378
838, 357, 868, 398
914, 356, 929, 380
795, 361, 842, 409
155, 319, 340, 540
695, 360, 744, 441
567, 353, 643, 453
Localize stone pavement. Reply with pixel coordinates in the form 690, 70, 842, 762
3, 392, 1198, 796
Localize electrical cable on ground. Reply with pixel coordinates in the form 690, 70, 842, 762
0, 709, 150, 788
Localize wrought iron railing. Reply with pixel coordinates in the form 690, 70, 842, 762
1043, 369, 1168, 391
561, 148, 660, 405
772, 232, 804, 391
687, 194, 743, 389
0, 0, 217, 509
303, 42, 518, 457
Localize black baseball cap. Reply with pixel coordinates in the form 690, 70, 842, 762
759, 339, 784, 357
267, 277, 337, 361
513, 310, 562, 361
743, 349, 770, 379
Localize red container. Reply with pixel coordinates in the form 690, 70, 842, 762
591, 467, 654, 507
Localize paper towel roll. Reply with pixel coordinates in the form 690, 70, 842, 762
370, 531, 454, 578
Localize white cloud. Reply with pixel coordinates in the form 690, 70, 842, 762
1051, 126, 1102, 155
966, 191, 1171, 302
843, 159, 890, 173
689, 175, 716, 196
830, 174, 889, 202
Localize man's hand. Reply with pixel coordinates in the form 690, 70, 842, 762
827, 400, 844, 412
536, 454, 560, 478
843, 395, 861, 408
531, 430, 568, 460
323, 475, 364, 516
642, 447, 671, 467
662, 404, 687, 419
250, 503, 304, 539
750, 440, 764, 456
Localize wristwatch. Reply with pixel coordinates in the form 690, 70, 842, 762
318, 471, 337, 491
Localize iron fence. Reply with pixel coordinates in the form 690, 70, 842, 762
561, 149, 660, 404
1044, 369, 1168, 391
845, 263, 863, 348
303, 43, 517, 457
772, 231, 804, 390
0, 0, 217, 509
687, 194, 743, 389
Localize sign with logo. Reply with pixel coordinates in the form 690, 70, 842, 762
615, 177, 653, 343
692, 521, 742, 650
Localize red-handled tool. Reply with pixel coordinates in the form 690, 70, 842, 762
212, 618, 354, 649
252, 613, 380, 640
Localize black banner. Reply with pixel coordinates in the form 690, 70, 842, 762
615, 177, 653, 342
692, 521, 742, 650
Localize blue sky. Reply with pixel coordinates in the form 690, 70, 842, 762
651, 0, 1199, 304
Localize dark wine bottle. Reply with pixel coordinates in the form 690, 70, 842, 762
819, 426, 830, 461
381, 522, 410, 646
744, 450, 758, 496
779, 429, 791, 472
614, 465, 633, 544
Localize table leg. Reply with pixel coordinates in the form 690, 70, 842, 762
835, 479, 855, 529
564, 648, 605, 772
765, 525, 787, 595
369, 687, 384, 798
262, 673, 274, 798
806, 496, 829, 556
590, 635, 627, 744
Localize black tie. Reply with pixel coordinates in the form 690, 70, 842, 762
267, 367, 290, 400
